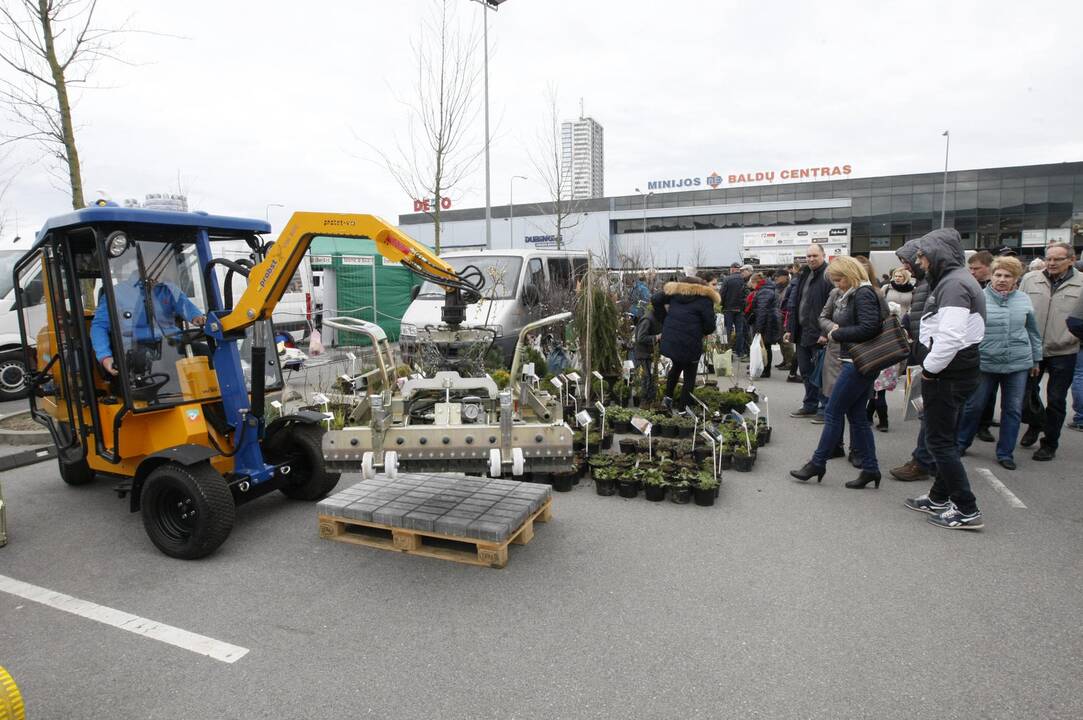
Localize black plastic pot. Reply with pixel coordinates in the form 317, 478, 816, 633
644, 484, 666, 501
693, 447, 712, 463
761, 427, 772, 444
618, 439, 638, 455
669, 484, 692, 504
616, 479, 639, 498
733, 455, 754, 472
614, 420, 632, 433
600, 433, 614, 450
552, 473, 575, 492
693, 486, 716, 506
756, 432, 767, 448
572, 438, 585, 451
678, 425, 693, 438
595, 477, 617, 496
659, 424, 679, 438
719, 453, 734, 471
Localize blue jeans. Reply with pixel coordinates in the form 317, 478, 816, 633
1072, 349, 1083, 425
724, 311, 749, 357
924, 373, 981, 514
796, 343, 827, 413
811, 362, 878, 472
957, 370, 1027, 461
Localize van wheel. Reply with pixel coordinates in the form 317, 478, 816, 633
267, 423, 340, 501
58, 455, 95, 486
0, 350, 29, 401
141, 461, 234, 559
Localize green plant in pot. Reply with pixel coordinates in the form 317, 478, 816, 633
694, 471, 720, 505
616, 467, 640, 498
593, 465, 619, 496
668, 475, 693, 504
733, 445, 754, 472
588, 455, 613, 471
642, 466, 666, 501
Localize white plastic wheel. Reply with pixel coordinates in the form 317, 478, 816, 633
511, 447, 525, 476
384, 451, 398, 479
361, 452, 375, 480
488, 448, 502, 478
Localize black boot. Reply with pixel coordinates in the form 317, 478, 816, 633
790, 462, 826, 483
876, 407, 889, 432
848, 450, 863, 468
845, 471, 882, 489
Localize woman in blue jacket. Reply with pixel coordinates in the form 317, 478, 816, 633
651, 274, 720, 411
956, 256, 1042, 470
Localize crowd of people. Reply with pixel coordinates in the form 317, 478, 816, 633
642, 231, 1083, 532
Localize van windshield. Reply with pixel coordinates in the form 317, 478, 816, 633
419, 255, 523, 300
0, 250, 22, 299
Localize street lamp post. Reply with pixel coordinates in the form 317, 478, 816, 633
634, 187, 654, 250
509, 175, 527, 246
469, 0, 510, 250
940, 130, 950, 229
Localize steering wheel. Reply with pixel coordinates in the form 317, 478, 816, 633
166, 326, 207, 350
130, 371, 172, 400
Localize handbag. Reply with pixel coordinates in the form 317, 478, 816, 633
850, 315, 911, 376
809, 347, 826, 389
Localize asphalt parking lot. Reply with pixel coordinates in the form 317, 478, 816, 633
1, 373, 1081, 719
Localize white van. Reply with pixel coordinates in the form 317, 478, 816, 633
400, 249, 588, 363
0, 248, 42, 400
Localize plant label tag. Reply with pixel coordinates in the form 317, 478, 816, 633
592, 370, 604, 381
346, 352, 356, 361
270, 400, 282, 410
565, 371, 581, 383
631, 417, 652, 436
550, 377, 563, 390
523, 362, 535, 378
312, 393, 330, 405
576, 410, 592, 427
745, 402, 760, 415
594, 401, 606, 415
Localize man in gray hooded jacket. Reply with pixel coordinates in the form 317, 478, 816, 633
904, 229, 988, 530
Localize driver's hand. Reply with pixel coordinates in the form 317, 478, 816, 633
191, 315, 206, 327
103, 357, 118, 376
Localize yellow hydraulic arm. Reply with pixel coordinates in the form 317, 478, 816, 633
219, 212, 467, 334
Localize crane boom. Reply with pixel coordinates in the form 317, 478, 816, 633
218, 212, 473, 334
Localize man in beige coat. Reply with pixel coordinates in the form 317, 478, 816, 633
1018, 242, 1083, 461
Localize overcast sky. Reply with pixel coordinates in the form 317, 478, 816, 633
2, 0, 1081, 244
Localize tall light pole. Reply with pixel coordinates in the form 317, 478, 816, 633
470, 0, 510, 250
509, 174, 527, 246
635, 187, 654, 248
940, 130, 950, 229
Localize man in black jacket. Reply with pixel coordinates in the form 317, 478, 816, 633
721, 263, 751, 358
904, 228, 987, 530
785, 243, 832, 418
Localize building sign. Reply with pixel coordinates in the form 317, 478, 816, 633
646, 164, 853, 192
524, 234, 560, 246
412, 196, 452, 212
741, 226, 850, 265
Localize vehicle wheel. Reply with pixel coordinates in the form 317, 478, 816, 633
58, 455, 95, 486
0, 350, 29, 401
140, 461, 235, 560
269, 423, 340, 501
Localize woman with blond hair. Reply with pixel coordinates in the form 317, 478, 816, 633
956, 256, 1042, 470
792, 255, 888, 488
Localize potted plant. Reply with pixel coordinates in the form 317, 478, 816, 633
694, 472, 719, 506
757, 417, 772, 445
718, 446, 734, 470
733, 445, 754, 472
616, 467, 640, 498
593, 466, 618, 496
600, 430, 614, 450
609, 407, 633, 433
668, 476, 693, 504
693, 443, 712, 463
676, 416, 696, 438
642, 466, 666, 501
618, 437, 638, 455
657, 417, 679, 439
552, 465, 576, 492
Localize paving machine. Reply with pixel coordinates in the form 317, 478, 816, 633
15, 209, 572, 559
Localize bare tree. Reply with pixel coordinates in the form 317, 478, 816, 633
0, 1, 131, 209
370, 0, 481, 253
528, 85, 582, 249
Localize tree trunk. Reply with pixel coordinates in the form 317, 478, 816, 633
38, 0, 84, 209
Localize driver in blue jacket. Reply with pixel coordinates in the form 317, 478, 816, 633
90, 270, 206, 376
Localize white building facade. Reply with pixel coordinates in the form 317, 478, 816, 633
561, 116, 604, 200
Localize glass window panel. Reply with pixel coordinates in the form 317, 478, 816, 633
978, 189, 1000, 210
794, 208, 813, 224
911, 218, 933, 235
953, 215, 976, 232
1049, 185, 1072, 203
1024, 175, 1049, 186
977, 216, 998, 234
851, 221, 869, 235
892, 195, 912, 213
912, 193, 933, 213
913, 184, 934, 194
832, 207, 851, 220
1049, 173, 1073, 185
999, 215, 1023, 232
758, 210, 777, 225
871, 177, 892, 189
1001, 187, 1024, 213
1022, 215, 1046, 230
759, 186, 778, 200
676, 216, 693, 230
955, 181, 978, 191
870, 196, 891, 215
955, 191, 977, 212
977, 169, 1001, 182
1024, 186, 1048, 204
741, 212, 760, 227
776, 210, 794, 225
998, 232, 1022, 248
891, 222, 911, 235
795, 192, 814, 200
851, 235, 871, 253
955, 171, 979, 182
851, 197, 871, 217
871, 221, 890, 235
1001, 178, 1024, 188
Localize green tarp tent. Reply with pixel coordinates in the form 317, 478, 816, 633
309, 236, 424, 345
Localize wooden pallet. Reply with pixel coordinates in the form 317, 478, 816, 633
318, 500, 552, 569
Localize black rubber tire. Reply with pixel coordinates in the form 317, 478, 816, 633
268, 423, 340, 501
140, 461, 235, 560
0, 350, 29, 401
58, 455, 95, 486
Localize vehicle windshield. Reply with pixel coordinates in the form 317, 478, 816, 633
0, 249, 22, 299
418, 255, 523, 300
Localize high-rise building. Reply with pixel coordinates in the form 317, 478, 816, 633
561, 115, 604, 200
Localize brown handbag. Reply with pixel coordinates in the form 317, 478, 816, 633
849, 314, 911, 376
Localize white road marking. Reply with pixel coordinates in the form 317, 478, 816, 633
975, 467, 1027, 509
0, 574, 249, 663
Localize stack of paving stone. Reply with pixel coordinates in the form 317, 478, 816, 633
317, 473, 551, 543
